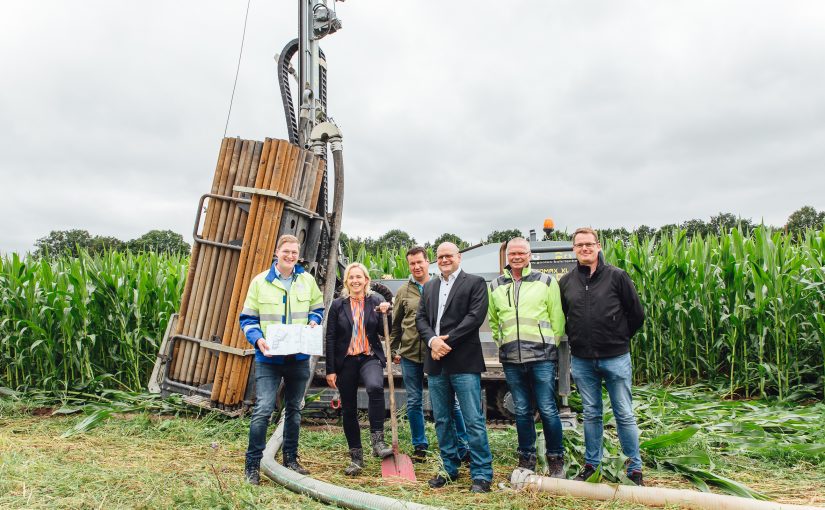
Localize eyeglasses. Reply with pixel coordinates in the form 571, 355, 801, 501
573, 242, 598, 249
436, 254, 457, 260
508, 251, 530, 257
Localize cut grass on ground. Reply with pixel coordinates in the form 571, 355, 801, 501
2, 394, 824, 510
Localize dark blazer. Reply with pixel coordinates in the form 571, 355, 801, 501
325, 293, 388, 374
415, 270, 488, 375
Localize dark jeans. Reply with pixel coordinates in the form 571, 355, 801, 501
246, 359, 310, 463
503, 360, 564, 457
572, 353, 642, 474
400, 357, 469, 457
338, 354, 386, 449
428, 372, 493, 482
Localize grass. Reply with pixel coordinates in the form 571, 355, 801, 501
2, 386, 824, 510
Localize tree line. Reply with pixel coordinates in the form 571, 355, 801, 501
34, 229, 190, 258
30, 205, 823, 259
344, 206, 825, 253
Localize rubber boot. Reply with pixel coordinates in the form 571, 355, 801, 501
517, 452, 537, 472
244, 457, 260, 485
546, 453, 565, 478
370, 431, 393, 458
283, 452, 310, 475
344, 448, 364, 476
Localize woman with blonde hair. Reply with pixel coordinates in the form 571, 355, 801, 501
325, 262, 392, 475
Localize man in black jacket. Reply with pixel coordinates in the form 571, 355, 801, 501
559, 228, 645, 486
416, 242, 493, 493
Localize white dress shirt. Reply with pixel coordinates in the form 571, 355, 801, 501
430, 267, 462, 346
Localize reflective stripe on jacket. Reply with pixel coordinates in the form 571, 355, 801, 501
487, 265, 565, 364
239, 262, 325, 364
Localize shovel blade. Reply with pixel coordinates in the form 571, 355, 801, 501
381, 454, 417, 481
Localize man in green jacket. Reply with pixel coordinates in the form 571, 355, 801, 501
488, 237, 566, 476
390, 246, 469, 462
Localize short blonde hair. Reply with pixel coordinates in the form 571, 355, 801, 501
341, 262, 373, 298
277, 234, 300, 250
572, 227, 599, 244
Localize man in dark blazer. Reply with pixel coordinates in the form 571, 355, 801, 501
416, 242, 493, 493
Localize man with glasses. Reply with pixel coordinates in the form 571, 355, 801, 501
416, 242, 493, 493
390, 246, 470, 464
559, 228, 645, 485
487, 237, 566, 476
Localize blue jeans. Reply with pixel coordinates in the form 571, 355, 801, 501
571, 353, 642, 474
428, 372, 493, 482
503, 360, 563, 457
246, 359, 310, 462
400, 357, 468, 456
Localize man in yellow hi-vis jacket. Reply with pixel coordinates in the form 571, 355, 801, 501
240, 234, 324, 485
488, 237, 566, 477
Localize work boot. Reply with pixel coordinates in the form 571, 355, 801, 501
283, 452, 310, 475
517, 452, 537, 472
244, 457, 260, 485
411, 445, 428, 463
575, 464, 597, 482
628, 470, 644, 486
370, 431, 393, 458
427, 473, 457, 488
546, 454, 565, 479
470, 479, 491, 493
344, 448, 364, 476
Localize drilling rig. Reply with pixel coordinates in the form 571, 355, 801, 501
148, 0, 348, 414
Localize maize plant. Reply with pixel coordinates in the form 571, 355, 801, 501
0, 250, 186, 393
608, 226, 825, 399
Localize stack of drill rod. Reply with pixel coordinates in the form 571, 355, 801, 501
169, 137, 263, 387
168, 137, 325, 411
208, 137, 325, 409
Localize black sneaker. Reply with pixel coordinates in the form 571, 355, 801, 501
427, 473, 458, 488
470, 479, 491, 493
574, 464, 597, 482
412, 445, 428, 463
628, 470, 644, 486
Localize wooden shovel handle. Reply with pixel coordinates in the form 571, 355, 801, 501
382, 311, 399, 453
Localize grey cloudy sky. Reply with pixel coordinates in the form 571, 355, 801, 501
2, 1, 824, 254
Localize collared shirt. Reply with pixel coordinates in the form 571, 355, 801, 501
272, 262, 294, 294
435, 267, 462, 337
410, 275, 425, 296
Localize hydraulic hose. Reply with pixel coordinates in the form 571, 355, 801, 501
510, 468, 822, 510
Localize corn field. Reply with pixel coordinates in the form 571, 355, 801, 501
0, 251, 186, 393
1, 227, 823, 398
607, 227, 825, 399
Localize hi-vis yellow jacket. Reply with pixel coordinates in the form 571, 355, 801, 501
487, 265, 565, 364
239, 262, 324, 364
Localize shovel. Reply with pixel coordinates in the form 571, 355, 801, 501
380, 310, 416, 481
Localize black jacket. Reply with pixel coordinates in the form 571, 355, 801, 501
325, 293, 388, 374
559, 254, 644, 359
415, 270, 488, 375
